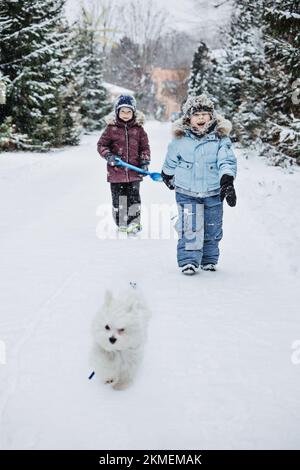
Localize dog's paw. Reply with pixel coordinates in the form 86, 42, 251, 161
104, 378, 116, 385
112, 380, 130, 391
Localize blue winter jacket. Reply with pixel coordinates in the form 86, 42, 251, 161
162, 115, 237, 195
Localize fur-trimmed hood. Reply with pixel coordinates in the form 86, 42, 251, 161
104, 110, 146, 127
172, 113, 232, 138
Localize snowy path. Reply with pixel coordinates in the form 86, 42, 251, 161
0, 121, 300, 450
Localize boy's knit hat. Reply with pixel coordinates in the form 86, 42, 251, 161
182, 94, 214, 119
114, 94, 136, 115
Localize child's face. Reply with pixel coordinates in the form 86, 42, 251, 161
190, 112, 211, 130
119, 107, 134, 122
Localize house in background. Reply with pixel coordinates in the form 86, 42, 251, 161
103, 82, 135, 103
103, 68, 189, 121
151, 67, 189, 120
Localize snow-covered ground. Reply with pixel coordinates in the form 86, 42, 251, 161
0, 121, 300, 450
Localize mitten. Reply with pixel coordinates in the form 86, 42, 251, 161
220, 174, 237, 207
140, 161, 149, 172
161, 171, 175, 190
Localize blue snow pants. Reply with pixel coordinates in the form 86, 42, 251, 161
175, 191, 223, 268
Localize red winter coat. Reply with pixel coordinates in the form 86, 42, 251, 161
97, 111, 151, 183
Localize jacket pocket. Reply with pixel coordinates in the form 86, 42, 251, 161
206, 162, 219, 190
175, 157, 193, 189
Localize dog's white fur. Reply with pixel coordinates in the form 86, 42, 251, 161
92, 288, 150, 390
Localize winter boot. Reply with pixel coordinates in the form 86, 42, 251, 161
126, 223, 142, 234
181, 264, 199, 275
201, 263, 217, 271
118, 225, 128, 232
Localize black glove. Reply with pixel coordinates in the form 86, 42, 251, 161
105, 154, 119, 166
220, 174, 237, 207
140, 161, 149, 172
161, 171, 175, 190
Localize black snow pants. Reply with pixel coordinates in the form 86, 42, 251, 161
110, 182, 141, 227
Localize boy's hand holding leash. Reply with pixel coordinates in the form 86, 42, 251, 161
220, 174, 237, 207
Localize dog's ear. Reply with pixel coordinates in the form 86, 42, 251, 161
125, 294, 136, 312
126, 293, 143, 312
104, 290, 113, 306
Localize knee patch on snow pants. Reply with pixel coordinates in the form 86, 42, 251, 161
176, 201, 204, 251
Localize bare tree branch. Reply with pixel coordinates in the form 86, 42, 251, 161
117, 0, 169, 67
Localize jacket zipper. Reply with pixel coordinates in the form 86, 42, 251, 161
125, 124, 129, 183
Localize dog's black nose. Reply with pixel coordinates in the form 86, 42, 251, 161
109, 336, 117, 344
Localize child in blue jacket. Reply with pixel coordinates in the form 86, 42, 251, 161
161, 94, 237, 275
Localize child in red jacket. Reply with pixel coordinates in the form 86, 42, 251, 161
97, 95, 150, 234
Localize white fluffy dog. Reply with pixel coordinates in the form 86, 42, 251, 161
92, 287, 150, 390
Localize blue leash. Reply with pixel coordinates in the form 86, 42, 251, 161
115, 157, 162, 182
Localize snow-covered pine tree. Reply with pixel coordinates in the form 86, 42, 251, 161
264, 0, 299, 116
0, 0, 81, 150
185, 0, 299, 165
188, 41, 210, 96
203, 49, 229, 111
107, 36, 143, 92
263, 0, 300, 162
138, 69, 157, 117
188, 37, 231, 114
0, 69, 32, 150
224, 0, 265, 143
74, 7, 111, 132
53, 32, 82, 147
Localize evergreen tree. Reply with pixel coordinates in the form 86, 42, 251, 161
189, 45, 228, 112
264, 0, 300, 116
74, 7, 111, 132
189, 3, 265, 141
187, 0, 299, 164
0, 0, 81, 150
188, 41, 209, 96
107, 36, 143, 92
263, 0, 300, 161
203, 49, 228, 111
224, 0, 265, 143
53, 36, 82, 146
